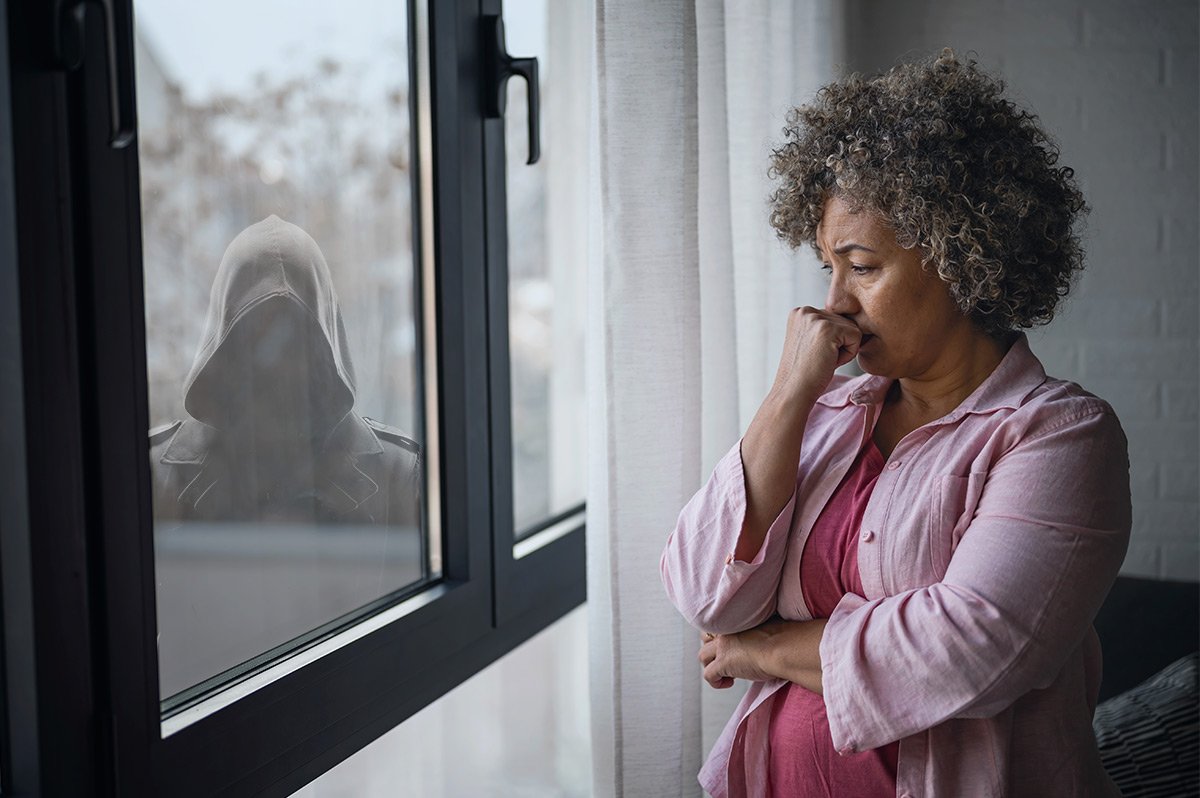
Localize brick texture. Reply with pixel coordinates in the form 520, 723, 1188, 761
847, 0, 1199, 581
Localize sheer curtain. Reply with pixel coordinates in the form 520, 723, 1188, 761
586, 1, 843, 795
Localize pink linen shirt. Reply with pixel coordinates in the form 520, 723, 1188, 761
661, 335, 1131, 798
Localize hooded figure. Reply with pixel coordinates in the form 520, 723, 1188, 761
148, 215, 421, 530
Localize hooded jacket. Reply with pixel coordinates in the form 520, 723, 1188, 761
148, 215, 421, 530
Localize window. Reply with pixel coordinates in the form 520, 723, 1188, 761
0, 0, 586, 794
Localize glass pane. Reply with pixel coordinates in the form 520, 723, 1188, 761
504, 0, 588, 536
134, 0, 431, 700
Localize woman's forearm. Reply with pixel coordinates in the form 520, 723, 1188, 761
735, 307, 859, 562
750, 619, 828, 694
735, 389, 814, 562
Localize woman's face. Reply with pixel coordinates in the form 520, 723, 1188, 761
816, 195, 975, 380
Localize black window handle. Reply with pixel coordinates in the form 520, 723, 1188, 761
483, 14, 540, 165
54, 0, 136, 149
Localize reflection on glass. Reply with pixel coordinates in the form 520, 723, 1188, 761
150, 218, 424, 696
134, 0, 427, 700
150, 220, 423, 529
505, 0, 588, 535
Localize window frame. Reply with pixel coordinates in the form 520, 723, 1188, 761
480, 0, 586, 628
0, 0, 586, 795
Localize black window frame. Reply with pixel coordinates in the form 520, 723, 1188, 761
0, 0, 586, 795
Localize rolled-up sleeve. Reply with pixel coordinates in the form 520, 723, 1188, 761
820, 405, 1131, 752
660, 438, 798, 634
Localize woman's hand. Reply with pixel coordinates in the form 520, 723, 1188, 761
699, 618, 829, 693
770, 306, 863, 409
698, 631, 773, 689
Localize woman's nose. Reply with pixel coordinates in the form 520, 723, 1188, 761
824, 273, 859, 316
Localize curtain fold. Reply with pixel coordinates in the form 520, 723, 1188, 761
588, 1, 843, 795
589, 3, 703, 795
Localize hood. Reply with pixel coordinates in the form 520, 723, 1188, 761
182, 215, 356, 429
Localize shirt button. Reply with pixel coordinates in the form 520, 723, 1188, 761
860, 529, 875, 542
837, 745, 854, 756
724, 552, 735, 565
887, 460, 901, 470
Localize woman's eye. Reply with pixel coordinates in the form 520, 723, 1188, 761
820, 262, 873, 277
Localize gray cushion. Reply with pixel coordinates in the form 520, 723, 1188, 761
1093, 653, 1199, 797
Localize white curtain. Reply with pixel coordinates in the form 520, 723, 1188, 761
586, 1, 843, 795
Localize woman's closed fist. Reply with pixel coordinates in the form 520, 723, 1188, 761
769, 307, 862, 408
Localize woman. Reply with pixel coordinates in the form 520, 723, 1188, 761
660, 50, 1130, 797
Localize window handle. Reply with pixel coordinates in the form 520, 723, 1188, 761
483, 14, 540, 165
54, 0, 136, 148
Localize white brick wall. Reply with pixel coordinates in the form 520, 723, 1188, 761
847, 0, 1199, 581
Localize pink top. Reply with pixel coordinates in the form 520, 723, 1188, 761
660, 335, 1130, 798
766, 437, 897, 796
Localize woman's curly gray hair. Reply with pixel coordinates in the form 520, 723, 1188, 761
769, 48, 1087, 336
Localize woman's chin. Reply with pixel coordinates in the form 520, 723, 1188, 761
854, 350, 895, 378
857, 360, 884, 376
854, 349, 879, 374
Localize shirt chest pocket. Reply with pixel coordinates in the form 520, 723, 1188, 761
929, 473, 987, 577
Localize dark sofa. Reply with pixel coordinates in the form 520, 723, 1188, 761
1093, 576, 1199, 703
1091, 576, 1199, 797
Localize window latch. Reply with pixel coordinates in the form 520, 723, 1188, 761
53, 0, 136, 149
482, 14, 540, 165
